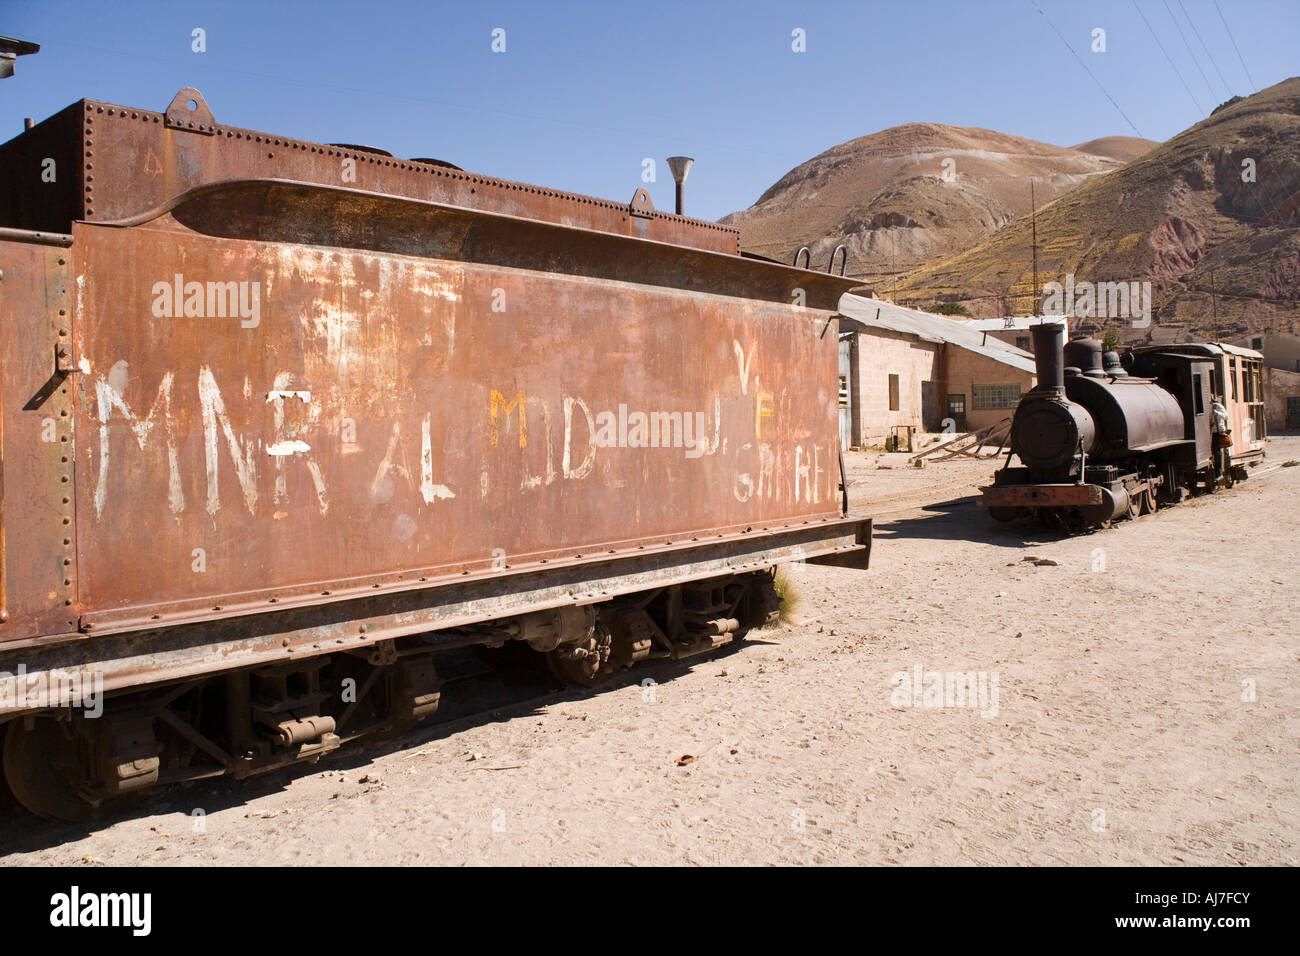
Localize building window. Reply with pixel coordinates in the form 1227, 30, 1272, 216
838, 375, 849, 407
1016, 336, 1030, 350
1252, 337, 1263, 350
888, 374, 900, 411
971, 383, 1021, 410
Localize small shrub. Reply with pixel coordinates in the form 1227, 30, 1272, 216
772, 566, 802, 626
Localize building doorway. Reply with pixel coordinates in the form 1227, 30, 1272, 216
946, 393, 967, 432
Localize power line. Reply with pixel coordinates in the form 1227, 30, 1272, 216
1179, 0, 1234, 98
1132, 0, 1204, 115
1027, 0, 1145, 138
1162, 0, 1216, 102
1213, 0, 1257, 91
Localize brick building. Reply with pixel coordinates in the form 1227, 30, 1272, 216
837, 295, 1039, 448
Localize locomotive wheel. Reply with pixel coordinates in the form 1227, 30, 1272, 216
1126, 492, 1141, 520
987, 506, 1020, 523
3, 717, 99, 822
1139, 488, 1158, 515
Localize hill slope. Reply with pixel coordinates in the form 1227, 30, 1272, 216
721, 124, 1126, 283
893, 78, 1300, 338
1071, 136, 1160, 163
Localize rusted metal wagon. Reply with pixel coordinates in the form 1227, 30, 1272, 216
0, 89, 871, 818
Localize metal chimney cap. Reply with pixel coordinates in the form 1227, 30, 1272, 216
666, 156, 694, 183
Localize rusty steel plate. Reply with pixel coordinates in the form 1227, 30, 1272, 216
67, 195, 854, 634
981, 484, 1105, 508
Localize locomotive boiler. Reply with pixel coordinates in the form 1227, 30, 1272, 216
0, 88, 872, 819
982, 322, 1239, 527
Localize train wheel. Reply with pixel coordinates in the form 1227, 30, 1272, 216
1139, 488, 1157, 515
987, 506, 1020, 523
3, 717, 98, 822
1126, 492, 1141, 520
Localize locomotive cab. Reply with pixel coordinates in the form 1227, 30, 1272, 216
1127, 351, 1217, 476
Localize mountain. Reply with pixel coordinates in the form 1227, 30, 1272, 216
1071, 136, 1160, 163
720, 124, 1128, 284
892, 78, 1300, 339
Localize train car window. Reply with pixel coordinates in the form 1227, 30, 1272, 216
1210, 362, 1221, 398
1192, 374, 1204, 414
1230, 357, 1238, 400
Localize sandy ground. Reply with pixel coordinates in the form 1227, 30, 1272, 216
2, 438, 1297, 866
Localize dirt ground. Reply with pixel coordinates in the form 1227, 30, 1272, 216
3, 438, 1297, 866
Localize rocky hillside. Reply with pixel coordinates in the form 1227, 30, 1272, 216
892, 77, 1300, 340
721, 124, 1130, 284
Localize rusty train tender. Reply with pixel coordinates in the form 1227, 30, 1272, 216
0, 88, 871, 819
982, 322, 1266, 528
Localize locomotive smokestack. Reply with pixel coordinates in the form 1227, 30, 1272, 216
1031, 321, 1066, 394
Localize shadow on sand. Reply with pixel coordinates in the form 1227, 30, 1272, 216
872, 494, 1113, 547
0, 636, 766, 852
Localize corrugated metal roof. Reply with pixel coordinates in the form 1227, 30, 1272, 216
1136, 342, 1265, 359
1218, 342, 1264, 358
962, 315, 1068, 333
838, 294, 1041, 374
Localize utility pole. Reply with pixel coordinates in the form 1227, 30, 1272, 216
1030, 179, 1040, 322
1211, 266, 1218, 340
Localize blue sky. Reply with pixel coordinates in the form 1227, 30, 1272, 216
3, 0, 1296, 221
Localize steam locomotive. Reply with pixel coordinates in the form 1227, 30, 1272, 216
981, 323, 1267, 528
